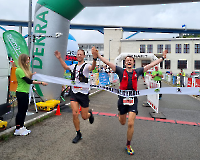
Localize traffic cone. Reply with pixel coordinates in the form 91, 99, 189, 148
55, 104, 61, 116
79, 106, 81, 114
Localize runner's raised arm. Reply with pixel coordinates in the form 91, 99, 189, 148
144, 50, 167, 72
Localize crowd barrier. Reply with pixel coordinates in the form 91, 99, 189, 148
145, 75, 160, 113
89, 72, 119, 86
163, 74, 200, 89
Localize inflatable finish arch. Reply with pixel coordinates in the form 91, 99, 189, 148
33, 0, 196, 100
115, 53, 158, 67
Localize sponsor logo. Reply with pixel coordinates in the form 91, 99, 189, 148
154, 88, 160, 93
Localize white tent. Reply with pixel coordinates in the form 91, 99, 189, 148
0, 37, 9, 106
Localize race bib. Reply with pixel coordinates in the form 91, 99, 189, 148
123, 97, 134, 105
74, 86, 82, 90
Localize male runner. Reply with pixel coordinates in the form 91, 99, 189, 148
97, 48, 167, 155
54, 47, 98, 143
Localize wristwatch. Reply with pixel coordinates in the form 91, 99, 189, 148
93, 58, 97, 61
162, 57, 165, 60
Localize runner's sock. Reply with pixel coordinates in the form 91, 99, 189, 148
126, 140, 131, 146
72, 130, 82, 143
76, 130, 81, 136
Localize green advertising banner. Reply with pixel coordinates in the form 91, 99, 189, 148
3, 30, 29, 67
3, 30, 43, 96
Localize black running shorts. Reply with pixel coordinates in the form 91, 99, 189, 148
118, 96, 138, 115
70, 91, 90, 108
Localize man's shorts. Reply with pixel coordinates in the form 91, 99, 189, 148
118, 96, 138, 115
70, 91, 90, 108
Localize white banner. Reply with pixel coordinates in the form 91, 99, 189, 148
33, 73, 200, 97
33, 73, 90, 88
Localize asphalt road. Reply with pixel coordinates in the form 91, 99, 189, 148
1, 79, 200, 160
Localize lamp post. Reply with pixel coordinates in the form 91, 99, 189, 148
28, 0, 32, 54
109, 39, 112, 62
98, 46, 101, 70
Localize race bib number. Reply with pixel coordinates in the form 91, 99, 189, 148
123, 97, 134, 105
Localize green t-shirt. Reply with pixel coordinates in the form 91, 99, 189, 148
15, 68, 30, 93
92, 67, 98, 73
152, 70, 163, 81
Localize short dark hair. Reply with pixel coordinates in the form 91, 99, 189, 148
125, 56, 134, 60
78, 49, 85, 55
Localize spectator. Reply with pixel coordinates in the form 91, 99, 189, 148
177, 69, 185, 87
152, 66, 163, 100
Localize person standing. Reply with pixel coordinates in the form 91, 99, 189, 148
177, 69, 185, 87
14, 54, 48, 136
54, 47, 98, 143
152, 66, 163, 100
96, 47, 167, 155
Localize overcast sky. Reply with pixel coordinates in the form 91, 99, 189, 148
0, 0, 200, 43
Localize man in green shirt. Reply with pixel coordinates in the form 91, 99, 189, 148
152, 66, 163, 100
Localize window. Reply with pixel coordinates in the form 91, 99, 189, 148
141, 60, 151, 67
160, 61, 163, 69
89, 45, 94, 49
184, 44, 190, 53
165, 60, 171, 69
178, 60, 187, 69
157, 44, 163, 53
83, 45, 88, 50
165, 44, 171, 53
176, 44, 181, 53
147, 44, 153, 53
195, 60, 200, 69
100, 45, 104, 51
88, 55, 93, 61
140, 45, 145, 53
195, 44, 200, 53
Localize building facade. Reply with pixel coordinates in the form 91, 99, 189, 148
104, 28, 200, 75
78, 43, 104, 66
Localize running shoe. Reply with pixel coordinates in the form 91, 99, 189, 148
72, 133, 82, 143
88, 109, 94, 124
22, 126, 31, 134
126, 145, 134, 155
14, 128, 29, 136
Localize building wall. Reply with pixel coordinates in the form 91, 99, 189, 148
120, 38, 200, 74
104, 28, 123, 64
78, 43, 104, 66
79, 29, 200, 75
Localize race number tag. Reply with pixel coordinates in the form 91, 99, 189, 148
123, 97, 134, 105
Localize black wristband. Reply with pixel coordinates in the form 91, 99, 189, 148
162, 57, 165, 60
93, 58, 97, 61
